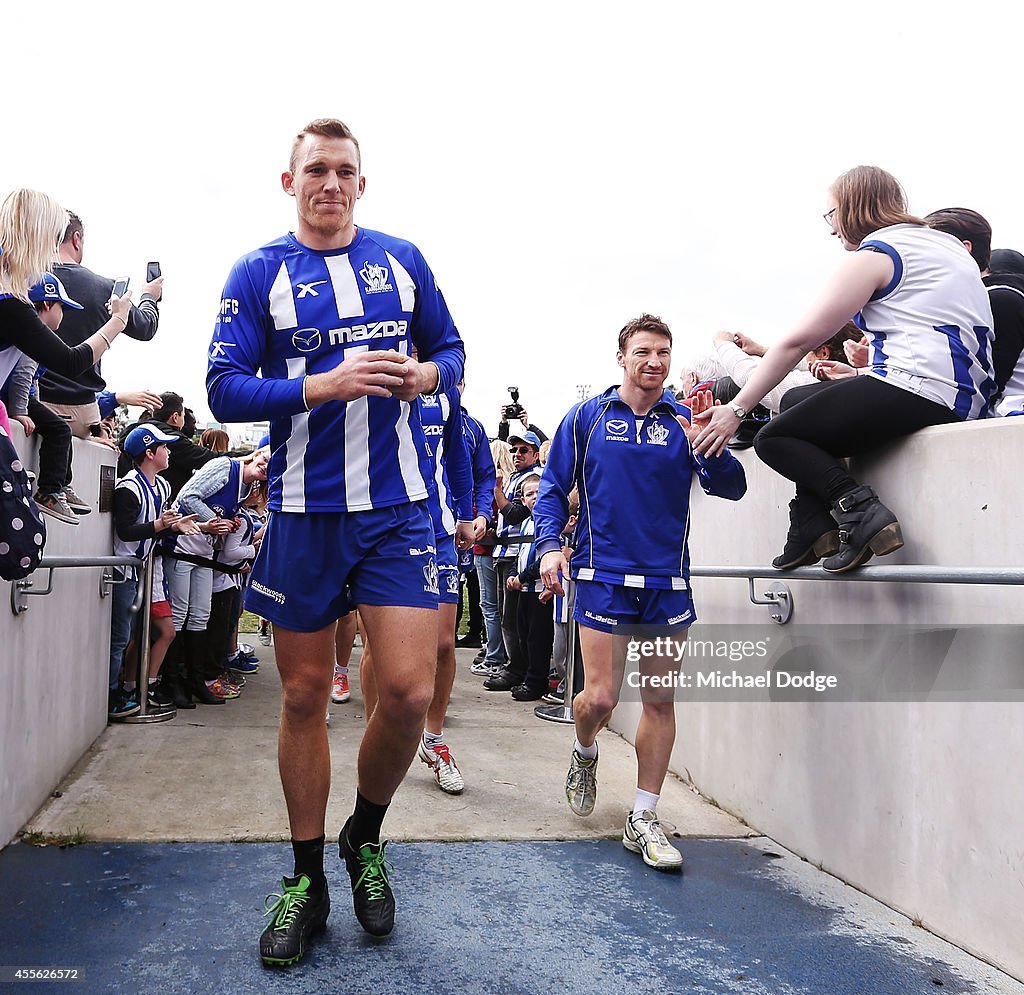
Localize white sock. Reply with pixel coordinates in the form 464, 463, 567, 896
423, 729, 444, 751
573, 737, 598, 761
334, 664, 348, 677
633, 789, 660, 816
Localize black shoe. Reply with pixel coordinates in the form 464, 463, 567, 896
482, 671, 520, 692
260, 874, 330, 967
771, 495, 840, 570
455, 633, 482, 649
339, 817, 395, 937
148, 681, 175, 706
472, 648, 487, 665
511, 683, 547, 701
167, 678, 196, 710
823, 485, 903, 574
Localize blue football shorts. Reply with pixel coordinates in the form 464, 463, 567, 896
246, 502, 438, 632
572, 578, 696, 634
435, 534, 461, 605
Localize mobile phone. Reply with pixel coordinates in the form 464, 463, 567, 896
146, 261, 161, 282
112, 277, 130, 298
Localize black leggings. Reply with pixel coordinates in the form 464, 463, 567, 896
754, 377, 959, 506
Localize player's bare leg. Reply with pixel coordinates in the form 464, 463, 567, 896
564, 626, 627, 816
418, 602, 464, 792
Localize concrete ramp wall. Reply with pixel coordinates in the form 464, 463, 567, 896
0, 428, 115, 849
611, 418, 1024, 981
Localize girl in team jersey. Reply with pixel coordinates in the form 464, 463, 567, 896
692, 165, 994, 572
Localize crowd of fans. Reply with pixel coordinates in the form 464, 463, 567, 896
3, 166, 1024, 723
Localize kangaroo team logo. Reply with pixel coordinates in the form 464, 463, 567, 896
360, 262, 393, 294
422, 560, 439, 596
292, 328, 322, 353
646, 421, 670, 446
446, 572, 460, 596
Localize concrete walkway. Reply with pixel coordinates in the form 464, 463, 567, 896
26, 644, 748, 844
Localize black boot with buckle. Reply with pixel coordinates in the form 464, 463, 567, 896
823, 485, 903, 573
772, 495, 840, 570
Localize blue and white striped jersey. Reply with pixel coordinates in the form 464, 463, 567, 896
856, 225, 995, 419
417, 388, 473, 540
206, 228, 465, 513
113, 469, 171, 569
534, 387, 746, 589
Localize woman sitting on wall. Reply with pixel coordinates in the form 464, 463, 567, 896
692, 165, 994, 572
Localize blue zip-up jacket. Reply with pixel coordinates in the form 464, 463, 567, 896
461, 407, 496, 516
534, 386, 746, 588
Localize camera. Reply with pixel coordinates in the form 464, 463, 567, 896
503, 386, 525, 421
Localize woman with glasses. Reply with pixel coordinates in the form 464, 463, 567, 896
692, 165, 994, 572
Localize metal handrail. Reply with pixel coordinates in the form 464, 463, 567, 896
11, 555, 145, 615
689, 564, 1024, 624
690, 564, 1024, 586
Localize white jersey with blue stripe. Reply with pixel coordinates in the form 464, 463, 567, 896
206, 228, 465, 513
856, 225, 995, 419
113, 469, 171, 569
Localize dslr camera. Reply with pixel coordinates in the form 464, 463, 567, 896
503, 386, 525, 421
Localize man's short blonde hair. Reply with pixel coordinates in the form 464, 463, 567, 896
290, 118, 361, 173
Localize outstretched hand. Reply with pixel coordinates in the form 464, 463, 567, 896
676, 389, 719, 445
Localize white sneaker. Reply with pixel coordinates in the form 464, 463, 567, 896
330, 672, 350, 704
418, 740, 465, 794
565, 748, 598, 816
469, 660, 493, 676
622, 810, 683, 871
258, 621, 272, 647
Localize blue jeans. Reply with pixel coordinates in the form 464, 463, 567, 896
109, 575, 139, 690
475, 553, 506, 667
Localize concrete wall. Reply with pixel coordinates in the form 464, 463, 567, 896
611, 418, 1024, 981
0, 427, 115, 849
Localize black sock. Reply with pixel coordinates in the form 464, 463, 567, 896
347, 791, 389, 847
291, 836, 326, 894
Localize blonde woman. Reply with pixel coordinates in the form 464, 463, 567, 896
0, 190, 130, 435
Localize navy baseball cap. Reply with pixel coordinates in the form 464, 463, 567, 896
122, 423, 178, 457
508, 430, 542, 450
28, 272, 83, 310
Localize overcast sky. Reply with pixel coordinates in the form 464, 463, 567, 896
5, 1, 1021, 439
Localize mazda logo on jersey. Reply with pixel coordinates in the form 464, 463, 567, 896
292, 328, 322, 353
606, 420, 628, 435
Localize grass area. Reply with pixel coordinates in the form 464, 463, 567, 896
238, 610, 260, 634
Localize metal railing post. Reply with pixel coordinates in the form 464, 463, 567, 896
118, 552, 175, 725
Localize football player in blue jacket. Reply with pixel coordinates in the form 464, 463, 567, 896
535, 314, 746, 871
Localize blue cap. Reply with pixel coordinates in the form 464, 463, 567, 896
507, 430, 542, 450
122, 423, 178, 457
28, 272, 83, 310
258, 434, 270, 449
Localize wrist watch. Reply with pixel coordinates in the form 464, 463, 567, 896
726, 401, 747, 419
